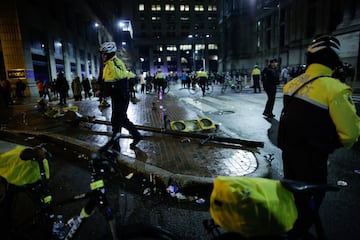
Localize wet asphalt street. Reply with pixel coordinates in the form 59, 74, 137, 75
1, 82, 360, 239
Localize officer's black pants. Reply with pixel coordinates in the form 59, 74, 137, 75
263, 85, 276, 115
111, 93, 140, 139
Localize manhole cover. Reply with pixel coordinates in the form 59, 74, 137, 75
210, 110, 235, 115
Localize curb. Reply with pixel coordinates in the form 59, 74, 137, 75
0, 129, 270, 190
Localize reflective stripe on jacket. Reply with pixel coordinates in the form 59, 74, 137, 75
282, 63, 360, 149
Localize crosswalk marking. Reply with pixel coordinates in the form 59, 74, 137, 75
203, 96, 235, 109
180, 97, 217, 112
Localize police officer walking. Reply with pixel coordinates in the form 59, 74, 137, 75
99, 42, 142, 150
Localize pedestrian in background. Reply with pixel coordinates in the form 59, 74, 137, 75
278, 35, 360, 238
180, 71, 188, 88
139, 73, 145, 94
261, 59, 280, 118
251, 65, 261, 93
82, 77, 92, 100
127, 69, 137, 99
43, 80, 52, 102
36, 79, 44, 98
71, 76, 82, 101
99, 41, 142, 150
55, 72, 69, 105
280, 66, 290, 84
1, 79, 13, 105
15, 79, 26, 99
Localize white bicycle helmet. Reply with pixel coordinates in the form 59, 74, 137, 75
307, 35, 340, 56
306, 35, 341, 69
99, 42, 117, 53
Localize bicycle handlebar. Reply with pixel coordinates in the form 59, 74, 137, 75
281, 179, 341, 194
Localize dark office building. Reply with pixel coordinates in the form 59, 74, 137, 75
129, 0, 219, 75
218, 0, 360, 85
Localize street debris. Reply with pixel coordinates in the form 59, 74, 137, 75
337, 180, 348, 186
166, 184, 205, 204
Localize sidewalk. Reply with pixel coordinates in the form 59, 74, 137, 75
0, 84, 269, 188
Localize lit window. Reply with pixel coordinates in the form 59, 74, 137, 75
208, 5, 217, 11
166, 45, 177, 51
180, 4, 189, 11
155, 45, 163, 52
195, 44, 205, 51
180, 44, 192, 51
151, 4, 161, 11
194, 5, 204, 11
208, 44, 218, 50
165, 4, 175, 11
138, 4, 145, 11
152, 16, 161, 20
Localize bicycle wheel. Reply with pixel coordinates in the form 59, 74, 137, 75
119, 223, 180, 240
205, 83, 214, 95
221, 84, 227, 93
234, 83, 242, 93
188, 85, 199, 95
163, 83, 170, 94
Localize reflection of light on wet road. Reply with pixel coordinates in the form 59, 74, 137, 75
209, 149, 258, 176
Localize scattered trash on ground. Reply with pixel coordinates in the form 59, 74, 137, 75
166, 184, 205, 204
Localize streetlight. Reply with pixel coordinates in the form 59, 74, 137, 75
264, 0, 281, 66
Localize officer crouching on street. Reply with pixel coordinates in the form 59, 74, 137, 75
99, 42, 143, 151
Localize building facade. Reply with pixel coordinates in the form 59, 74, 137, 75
131, 0, 220, 75
0, 0, 111, 98
219, 0, 360, 84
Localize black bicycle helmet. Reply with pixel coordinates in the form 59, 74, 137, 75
99, 41, 117, 54
306, 35, 341, 69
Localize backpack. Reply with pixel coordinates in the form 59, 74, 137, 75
0, 145, 50, 186
210, 176, 298, 237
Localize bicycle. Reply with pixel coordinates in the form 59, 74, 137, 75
203, 178, 342, 240
220, 77, 243, 93
188, 79, 213, 96
0, 133, 179, 240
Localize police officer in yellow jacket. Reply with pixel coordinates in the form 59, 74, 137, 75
100, 42, 142, 150
154, 69, 166, 94
195, 68, 208, 96
251, 65, 261, 93
278, 35, 360, 237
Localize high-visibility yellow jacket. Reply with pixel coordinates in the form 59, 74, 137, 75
251, 67, 261, 76
102, 55, 128, 82
280, 63, 360, 150
155, 71, 166, 79
196, 71, 208, 79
